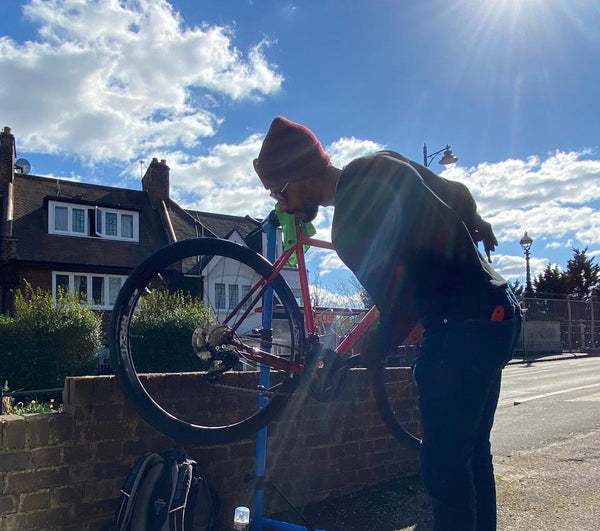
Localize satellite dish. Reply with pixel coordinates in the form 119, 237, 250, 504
16, 158, 31, 174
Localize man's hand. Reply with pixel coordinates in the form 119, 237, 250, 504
475, 219, 498, 262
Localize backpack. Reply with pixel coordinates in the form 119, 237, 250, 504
112, 449, 219, 531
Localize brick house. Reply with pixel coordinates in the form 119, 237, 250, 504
0, 126, 300, 328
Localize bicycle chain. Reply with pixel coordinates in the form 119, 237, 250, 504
204, 377, 294, 397
202, 336, 303, 398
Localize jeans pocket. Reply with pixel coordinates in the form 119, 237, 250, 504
464, 318, 519, 375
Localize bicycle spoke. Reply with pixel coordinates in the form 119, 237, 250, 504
110, 238, 305, 444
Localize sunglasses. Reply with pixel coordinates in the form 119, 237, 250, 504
269, 182, 290, 202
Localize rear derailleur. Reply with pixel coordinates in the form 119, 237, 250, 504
191, 323, 240, 382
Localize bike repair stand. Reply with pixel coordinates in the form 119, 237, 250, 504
249, 219, 326, 531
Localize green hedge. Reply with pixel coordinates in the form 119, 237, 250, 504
0, 284, 102, 390
130, 290, 213, 373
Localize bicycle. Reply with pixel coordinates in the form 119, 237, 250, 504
109, 211, 421, 450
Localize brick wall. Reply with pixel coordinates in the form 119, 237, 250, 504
0, 369, 421, 530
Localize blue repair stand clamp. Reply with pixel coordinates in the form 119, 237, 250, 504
250, 218, 326, 531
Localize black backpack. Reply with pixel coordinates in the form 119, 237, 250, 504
112, 449, 219, 531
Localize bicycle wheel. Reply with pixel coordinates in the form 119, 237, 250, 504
110, 237, 306, 445
369, 355, 422, 451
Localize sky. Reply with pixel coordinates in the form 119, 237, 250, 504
1, 0, 600, 305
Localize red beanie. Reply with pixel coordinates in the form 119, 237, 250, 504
254, 116, 330, 189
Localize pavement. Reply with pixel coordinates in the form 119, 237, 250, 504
269, 352, 600, 530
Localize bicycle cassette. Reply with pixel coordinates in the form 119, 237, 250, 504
192, 323, 235, 361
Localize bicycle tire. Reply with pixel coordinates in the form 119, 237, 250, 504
109, 237, 305, 445
370, 358, 422, 451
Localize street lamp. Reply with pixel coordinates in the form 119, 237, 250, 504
423, 144, 459, 167
520, 231, 534, 297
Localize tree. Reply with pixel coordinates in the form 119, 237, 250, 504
507, 279, 524, 298
533, 264, 569, 297
563, 247, 600, 299
0, 283, 101, 390
347, 275, 374, 309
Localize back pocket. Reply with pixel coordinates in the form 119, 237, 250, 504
464, 318, 519, 375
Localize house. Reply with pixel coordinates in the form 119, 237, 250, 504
0, 126, 301, 329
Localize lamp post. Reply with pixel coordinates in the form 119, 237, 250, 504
520, 231, 534, 297
423, 144, 459, 167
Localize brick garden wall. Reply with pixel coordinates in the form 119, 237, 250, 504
0, 368, 421, 531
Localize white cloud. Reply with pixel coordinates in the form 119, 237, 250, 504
326, 137, 384, 168
450, 150, 600, 213
441, 150, 600, 254
0, 0, 282, 161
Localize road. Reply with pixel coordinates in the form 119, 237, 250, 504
283, 355, 600, 530
492, 355, 600, 455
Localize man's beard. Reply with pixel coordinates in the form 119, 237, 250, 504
288, 203, 318, 223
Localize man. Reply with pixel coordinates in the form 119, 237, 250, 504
254, 116, 521, 530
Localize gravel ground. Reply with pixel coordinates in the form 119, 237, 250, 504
269, 427, 600, 530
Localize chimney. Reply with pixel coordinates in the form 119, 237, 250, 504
1, 126, 15, 188
142, 157, 170, 206
1, 126, 16, 237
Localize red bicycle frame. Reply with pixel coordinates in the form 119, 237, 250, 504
226, 223, 380, 374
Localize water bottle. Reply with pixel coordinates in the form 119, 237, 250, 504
233, 506, 250, 530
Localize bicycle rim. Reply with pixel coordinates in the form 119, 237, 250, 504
109, 238, 305, 445
370, 359, 422, 451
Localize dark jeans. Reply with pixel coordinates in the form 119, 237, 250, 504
415, 299, 521, 530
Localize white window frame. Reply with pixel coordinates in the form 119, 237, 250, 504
49, 203, 88, 236
48, 200, 139, 242
52, 271, 128, 309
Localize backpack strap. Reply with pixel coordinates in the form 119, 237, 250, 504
114, 453, 164, 531
168, 457, 195, 531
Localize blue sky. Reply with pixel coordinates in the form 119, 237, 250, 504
1, 0, 600, 304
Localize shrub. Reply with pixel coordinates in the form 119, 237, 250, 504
130, 289, 214, 373
0, 283, 102, 390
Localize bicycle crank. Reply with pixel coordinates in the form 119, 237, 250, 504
303, 347, 350, 403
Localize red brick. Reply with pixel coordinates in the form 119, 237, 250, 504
6, 466, 70, 493
25, 506, 73, 528
19, 490, 50, 511
25, 414, 51, 447
0, 451, 28, 472
92, 460, 130, 481
30, 446, 61, 468
63, 443, 90, 465
3, 416, 27, 449
95, 440, 122, 461
0, 494, 16, 514
93, 420, 132, 440
83, 478, 120, 502
2, 511, 28, 530
50, 413, 74, 443
52, 484, 83, 505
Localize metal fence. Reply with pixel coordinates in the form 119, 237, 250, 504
520, 294, 600, 353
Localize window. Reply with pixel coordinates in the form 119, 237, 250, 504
53, 272, 127, 309
92, 276, 104, 306
72, 208, 85, 233
121, 214, 133, 239
228, 284, 239, 309
74, 275, 87, 301
54, 206, 68, 231
55, 274, 69, 295
48, 200, 139, 241
108, 277, 122, 306
215, 283, 226, 309
241, 284, 252, 310
105, 212, 118, 236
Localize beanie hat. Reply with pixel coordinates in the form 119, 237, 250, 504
254, 116, 330, 189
